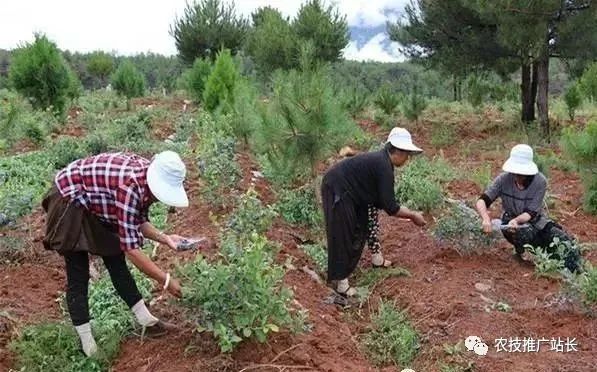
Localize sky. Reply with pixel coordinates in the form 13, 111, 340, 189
0, 0, 408, 62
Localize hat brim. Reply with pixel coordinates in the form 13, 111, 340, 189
502, 159, 539, 176
146, 162, 189, 207
389, 139, 423, 153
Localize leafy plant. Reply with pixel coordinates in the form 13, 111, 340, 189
527, 244, 566, 278
300, 243, 327, 271
431, 123, 456, 147
395, 156, 455, 212
225, 189, 277, 237
179, 234, 298, 352
362, 300, 419, 367
562, 262, 597, 313
470, 164, 492, 190
276, 186, 322, 228
9, 34, 72, 117
561, 120, 597, 214
578, 61, 597, 102
196, 113, 241, 206
564, 82, 582, 121
218, 78, 260, 144
434, 202, 496, 255
374, 85, 401, 116
48, 137, 90, 169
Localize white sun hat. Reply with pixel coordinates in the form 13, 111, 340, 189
146, 151, 189, 208
386, 127, 423, 153
502, 144, 538, 176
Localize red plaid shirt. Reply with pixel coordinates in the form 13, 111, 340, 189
55, 152, 153, 251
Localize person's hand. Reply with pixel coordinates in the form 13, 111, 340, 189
163, 234, 185, 251
411, 212, 427, 227
166, 277, 182, 298
507, 219, 519, 232
482, 218, 492, 234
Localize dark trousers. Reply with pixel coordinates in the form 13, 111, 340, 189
501, 216, 580, 272
65, 251, 142, 326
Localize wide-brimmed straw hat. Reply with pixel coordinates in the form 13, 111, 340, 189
386, 127, 423, 153
502, 144, 538, 176
147, 151, 189, 208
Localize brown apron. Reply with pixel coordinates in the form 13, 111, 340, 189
42, 186, 121, 256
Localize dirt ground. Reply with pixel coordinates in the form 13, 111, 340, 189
1, 112, 596, 372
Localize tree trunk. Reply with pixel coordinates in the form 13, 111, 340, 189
521, 62, 534, 123
531, 61, 538, 120
453, 75, 458, 101
536, 55, 550, 141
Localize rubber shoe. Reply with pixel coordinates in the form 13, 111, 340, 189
142, 320, 179, 337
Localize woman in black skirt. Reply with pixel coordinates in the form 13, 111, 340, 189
321, 128, 427, 296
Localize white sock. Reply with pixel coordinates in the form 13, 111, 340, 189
75, 323, 98, 357
131, 300, 159, 327
371, 252, 384, 266
337, 279, 350, 293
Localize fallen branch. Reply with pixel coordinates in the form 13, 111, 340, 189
270, 343, 304, 364
238, 364, 313, 372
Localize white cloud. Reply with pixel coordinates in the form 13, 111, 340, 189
343, 33, 402, 63
0, 0, 408, 61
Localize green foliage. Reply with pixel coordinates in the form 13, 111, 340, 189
356, 267, 411, 290
11, 266, 152, 372
9, 34, 72, 117
430, 123, 456, 147
276, 186, 322, 228
111, 61, 146, 100
48, 136, 90, 169
402, 82, 427, 122
374, 85, 401, 115
203, 49, 241, 112
0, 235, 27, 262
562, 121, 597, 214
395, 156, 455, 212
362, 300, 419, 367
225, 190, 277, 237
292, 0, 349, 64
434, 202, 495, 256
465, 73, 490, 108
564, 83, 582, 120
340, 86, 369, 118
87, 51, 114, 88
0, 151, 53, 222
196, 113, 241, 206
579, 62, 597, 102
218, 78, 260, 143
255, 64, 357, 183
179, 234, 298, 352
245, 7, 297, 75
170, 0, 249, 65
527, 243, 567, 278
470, 164, 492, 190
185, 58, 212, 103
11, 322, 109, 372
300, 243, 327, 272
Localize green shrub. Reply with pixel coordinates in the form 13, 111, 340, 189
579, 62, 597, 102
203, 49, 240, 112
87, 51, 114, 89
362, 300, 419, 367
434, 202, 495, 255
48, 137, 89, 169
179, 235, 298, 352
196, 113, 241, 206
341, 86, 369, 117
395, 156, 455, 212
526, 240, 570, 278
276, 186, 322, 228
218, 78, 260, 144
0, 236, 27, 261
402, 83, 427, 122
465, 73, 488, 108
470, 164, 492, 190
300, 243, 327, 272
255, 65, 357, 183
0, 151, 53, 222
111, 61, 146, 107
185, 58, 212, 103
564, 83, 582, 120
11, 322, 109, 372
430, 123, 456, 147
374, 85, 401, 116
562, 121, 597, 214
225, 189, 277, 237
9, 34, 71, 117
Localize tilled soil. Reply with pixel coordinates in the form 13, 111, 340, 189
1, 115, 596, 372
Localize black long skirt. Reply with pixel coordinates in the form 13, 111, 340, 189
321, 181, 368, 281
